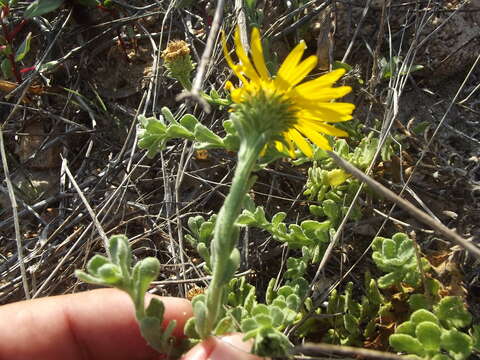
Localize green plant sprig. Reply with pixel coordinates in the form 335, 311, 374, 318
371, 233, 430, 290
237, 201, 332, 263
137, 107, 240, 158
75, 235, 184, 357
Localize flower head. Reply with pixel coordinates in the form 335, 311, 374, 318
162, 40, 191, 62
222, 27, 355, 157
162, 40, 194, 90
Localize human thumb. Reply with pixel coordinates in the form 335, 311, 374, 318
181, 333, 268, 360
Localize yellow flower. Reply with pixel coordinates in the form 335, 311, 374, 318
222, 27, 355, 157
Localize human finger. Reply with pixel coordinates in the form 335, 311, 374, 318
0, 288, 192, 360
182, 333, 267, 360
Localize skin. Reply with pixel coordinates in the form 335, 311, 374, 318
0, 288, 264, 360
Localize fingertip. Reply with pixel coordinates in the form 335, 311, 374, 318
182, 334, 267, 360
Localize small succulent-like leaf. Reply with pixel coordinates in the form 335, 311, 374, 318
415, 321, 441, 352
255, 313, 273, 327
146, 297, 165, 319
269, 306, 285, 327
367, 278, 383, 305
197, 243, 211, 267
252, 327, 293, 357
396, 321, 416, 336
408, 294, 430, 311
277, 285, 295, 298
381, 238, 397, 259
441, 329, 473, 359
161, 106, 178, 125
271, 212, 286, 226
389, 334, 425, 356
166, 124, 194, 139
109, 235, 132, 271
322, 199, 339, 221
85, 254, 110, 275
253, 206, 268, 226
434, 296, 472, 329
133, 257, 160, 298
74, 270, 104, 285
214, 316, 234, 335
97, 264, 122, 285
286, 294, 300, 312
241, 318, 258, 333
344, 313, 360, 336
179, 113, 199, 132
252, 304, 269, 316
265, 278, 276, 305
194, 123, 224, 148
199, 221, 214, 243
184, 317, 199, 338
411, 309, 439, 326
377, 272, 400, 289
192, 296, 209, 339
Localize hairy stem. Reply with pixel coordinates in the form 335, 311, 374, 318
204, 136, 265, 335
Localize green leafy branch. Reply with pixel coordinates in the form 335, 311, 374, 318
237, 200, 332, 263
75, 235, 184, 357
184, 214, 216, 271
138, 107, 240, 158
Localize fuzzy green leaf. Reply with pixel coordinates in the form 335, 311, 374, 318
411, 309, 439, 326
396, 321, 416, 336
86, 254, 110, 275
389, 334, 425, 356
441, 329, 473, 360
435, 296, 472, 329
415, 321, 441, 352
194, 123, 224, 148
146, 297, 165, 319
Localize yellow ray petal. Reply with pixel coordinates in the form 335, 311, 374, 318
297, 126, 331, 150
298, 111, 353, 123
288, 128, 313, 157
250, 28, 270, 80
294, 68, 346, 93
234, 27, 260, 83
276, 41, 307, 90
317, 102, 356, 114
222, 30, 249, 84
221, 30, 236, 70
291, 86, 352, 102
282, 55, 318, 89
301, 120, 348, 137
298, 102, 355, 122
282, 131, 297, 158
275, 140, 285, 152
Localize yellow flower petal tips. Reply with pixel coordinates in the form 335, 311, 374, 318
222, 27, 355, 157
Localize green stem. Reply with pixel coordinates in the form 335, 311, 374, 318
204, 136, 265, 335
178, 75, 192, 91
